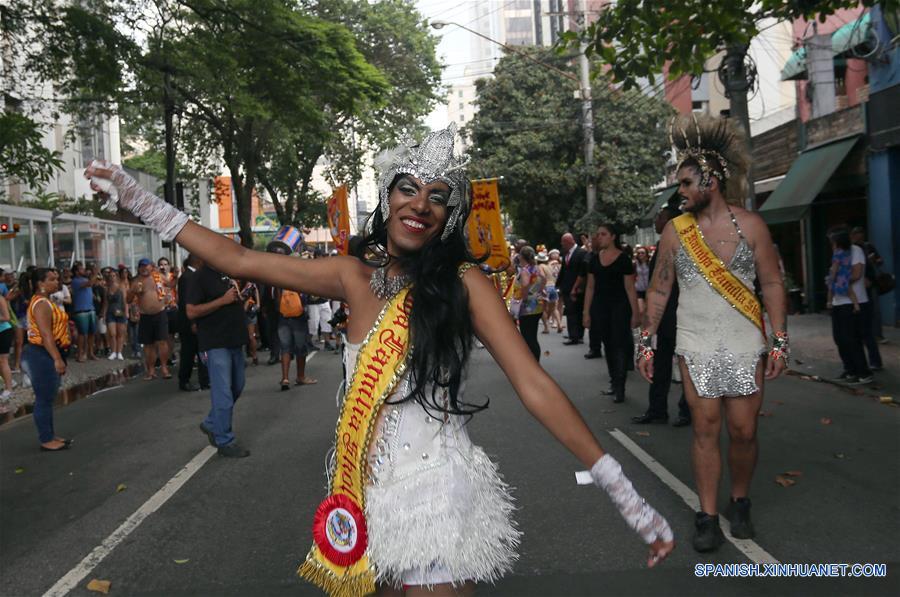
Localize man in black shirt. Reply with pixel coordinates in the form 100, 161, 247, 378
185, 265, 250, 458
177, 254, 209, 392
632, 198, 691, 427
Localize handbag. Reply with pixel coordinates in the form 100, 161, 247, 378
875, 272, 895, 296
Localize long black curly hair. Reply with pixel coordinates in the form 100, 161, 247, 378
355, 175, 488, 418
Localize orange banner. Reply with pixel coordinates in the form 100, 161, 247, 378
467, 179, 508, 269
327, 185, 351, 255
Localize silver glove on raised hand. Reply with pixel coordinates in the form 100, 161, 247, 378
591, 454, 674, 544
88, 160, 189, 242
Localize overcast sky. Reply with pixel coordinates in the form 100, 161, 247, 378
416, 0, 488, 129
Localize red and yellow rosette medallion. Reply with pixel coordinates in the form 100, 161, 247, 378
672, 213, 765, 338
298, 287, 413, 597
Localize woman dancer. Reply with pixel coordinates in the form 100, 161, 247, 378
85, 124, 673, 596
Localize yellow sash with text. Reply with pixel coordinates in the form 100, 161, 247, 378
673, 213, 765, 336
298, 288, 413, 597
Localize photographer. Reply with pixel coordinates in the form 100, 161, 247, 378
185, 264, 249, 458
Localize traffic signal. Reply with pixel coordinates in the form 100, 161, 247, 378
0, 222, 19, 238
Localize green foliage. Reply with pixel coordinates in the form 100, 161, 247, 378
123, 150, 167, 181
259, 0, 442, 226
572, 0, 887, 89
466, 48, 672, 246
0, 112, 63, 197
4, 0, 439, 242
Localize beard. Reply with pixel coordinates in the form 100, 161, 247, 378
683, 189, 712, 213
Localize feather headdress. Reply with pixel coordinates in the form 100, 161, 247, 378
669, 114, 750, 207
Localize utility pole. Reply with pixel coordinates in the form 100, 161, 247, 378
578, 0, 596, 213
720, 43, 756, 210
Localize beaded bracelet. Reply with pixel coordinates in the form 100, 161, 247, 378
636, 329, 654, 361
769, 331, 789, 363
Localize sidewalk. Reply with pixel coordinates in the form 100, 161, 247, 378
0, 354, 145, 425
788, 313, 899, 402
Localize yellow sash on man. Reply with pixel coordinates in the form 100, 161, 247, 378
298, 287, 413, 597
672, 213, 765, 336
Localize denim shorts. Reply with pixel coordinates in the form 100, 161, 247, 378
545, 285, 559, 302
278, 316, 308, 357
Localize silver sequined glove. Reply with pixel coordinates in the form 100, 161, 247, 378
591, 454, 674, 544
89, 160, 189, 242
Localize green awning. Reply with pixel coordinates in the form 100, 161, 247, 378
759, 136, 860, 225
780, 47, 807, 81
832, 12, 873, 57
639, 185, 678, 228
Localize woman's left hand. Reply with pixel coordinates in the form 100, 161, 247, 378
647, 538, 675, 568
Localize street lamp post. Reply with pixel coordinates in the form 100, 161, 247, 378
431, 19, 596, 214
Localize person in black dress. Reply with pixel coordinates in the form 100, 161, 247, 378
583, 223, 640, 403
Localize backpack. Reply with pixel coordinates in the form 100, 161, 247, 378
279, 290, 304, 318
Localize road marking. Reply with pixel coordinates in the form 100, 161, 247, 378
42, 446, 218, 597
90, 385, 123, 397
608, 428, 780, 565
43, 351, 319, 596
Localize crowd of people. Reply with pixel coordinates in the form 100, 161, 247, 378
0, 113, 894, 595
506, 223, 675, 409
0, 247, 350, 456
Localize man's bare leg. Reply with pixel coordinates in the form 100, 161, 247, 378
723, 362, 764, 498
679, 358, 722, 515
721, 361, 765, 539
157, 340, 171, 377
143, 344, 157, 380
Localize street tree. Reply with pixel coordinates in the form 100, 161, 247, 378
566, 0, 886, 187
3, 0, 389, 246
257, 0, 442, 227
0, 113, 63, 201
466, 48, 672, 245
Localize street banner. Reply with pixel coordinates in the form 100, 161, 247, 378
327, 185, 351, 255
467, 178, 508, 269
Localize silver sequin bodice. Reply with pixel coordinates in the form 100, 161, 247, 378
673, 226, 766, 398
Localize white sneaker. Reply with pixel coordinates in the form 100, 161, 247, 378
0, 390, 11, 401
117, 353, 125, 360
108, 353, 117, 360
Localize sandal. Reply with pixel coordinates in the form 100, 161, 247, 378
280, 379, 290, 391
296, 377, 318, 386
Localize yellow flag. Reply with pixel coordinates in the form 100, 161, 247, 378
467, 178, 508, 269
327, 185, 351, 255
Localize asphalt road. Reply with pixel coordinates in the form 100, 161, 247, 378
1, 333, 898, 597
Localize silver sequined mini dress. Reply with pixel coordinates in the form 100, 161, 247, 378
673, 216, 767, 398
332, 341, 520, 588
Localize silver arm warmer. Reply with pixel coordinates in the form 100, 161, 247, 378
91, 160, 190, 242
591, 454, 674, 544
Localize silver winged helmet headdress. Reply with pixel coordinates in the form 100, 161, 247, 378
374, 122, 470, 242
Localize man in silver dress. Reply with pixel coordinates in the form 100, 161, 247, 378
638, 116, 788, 553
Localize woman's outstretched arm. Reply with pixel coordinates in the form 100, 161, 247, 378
85, 161, 352, 300
463, 268, 675, 566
